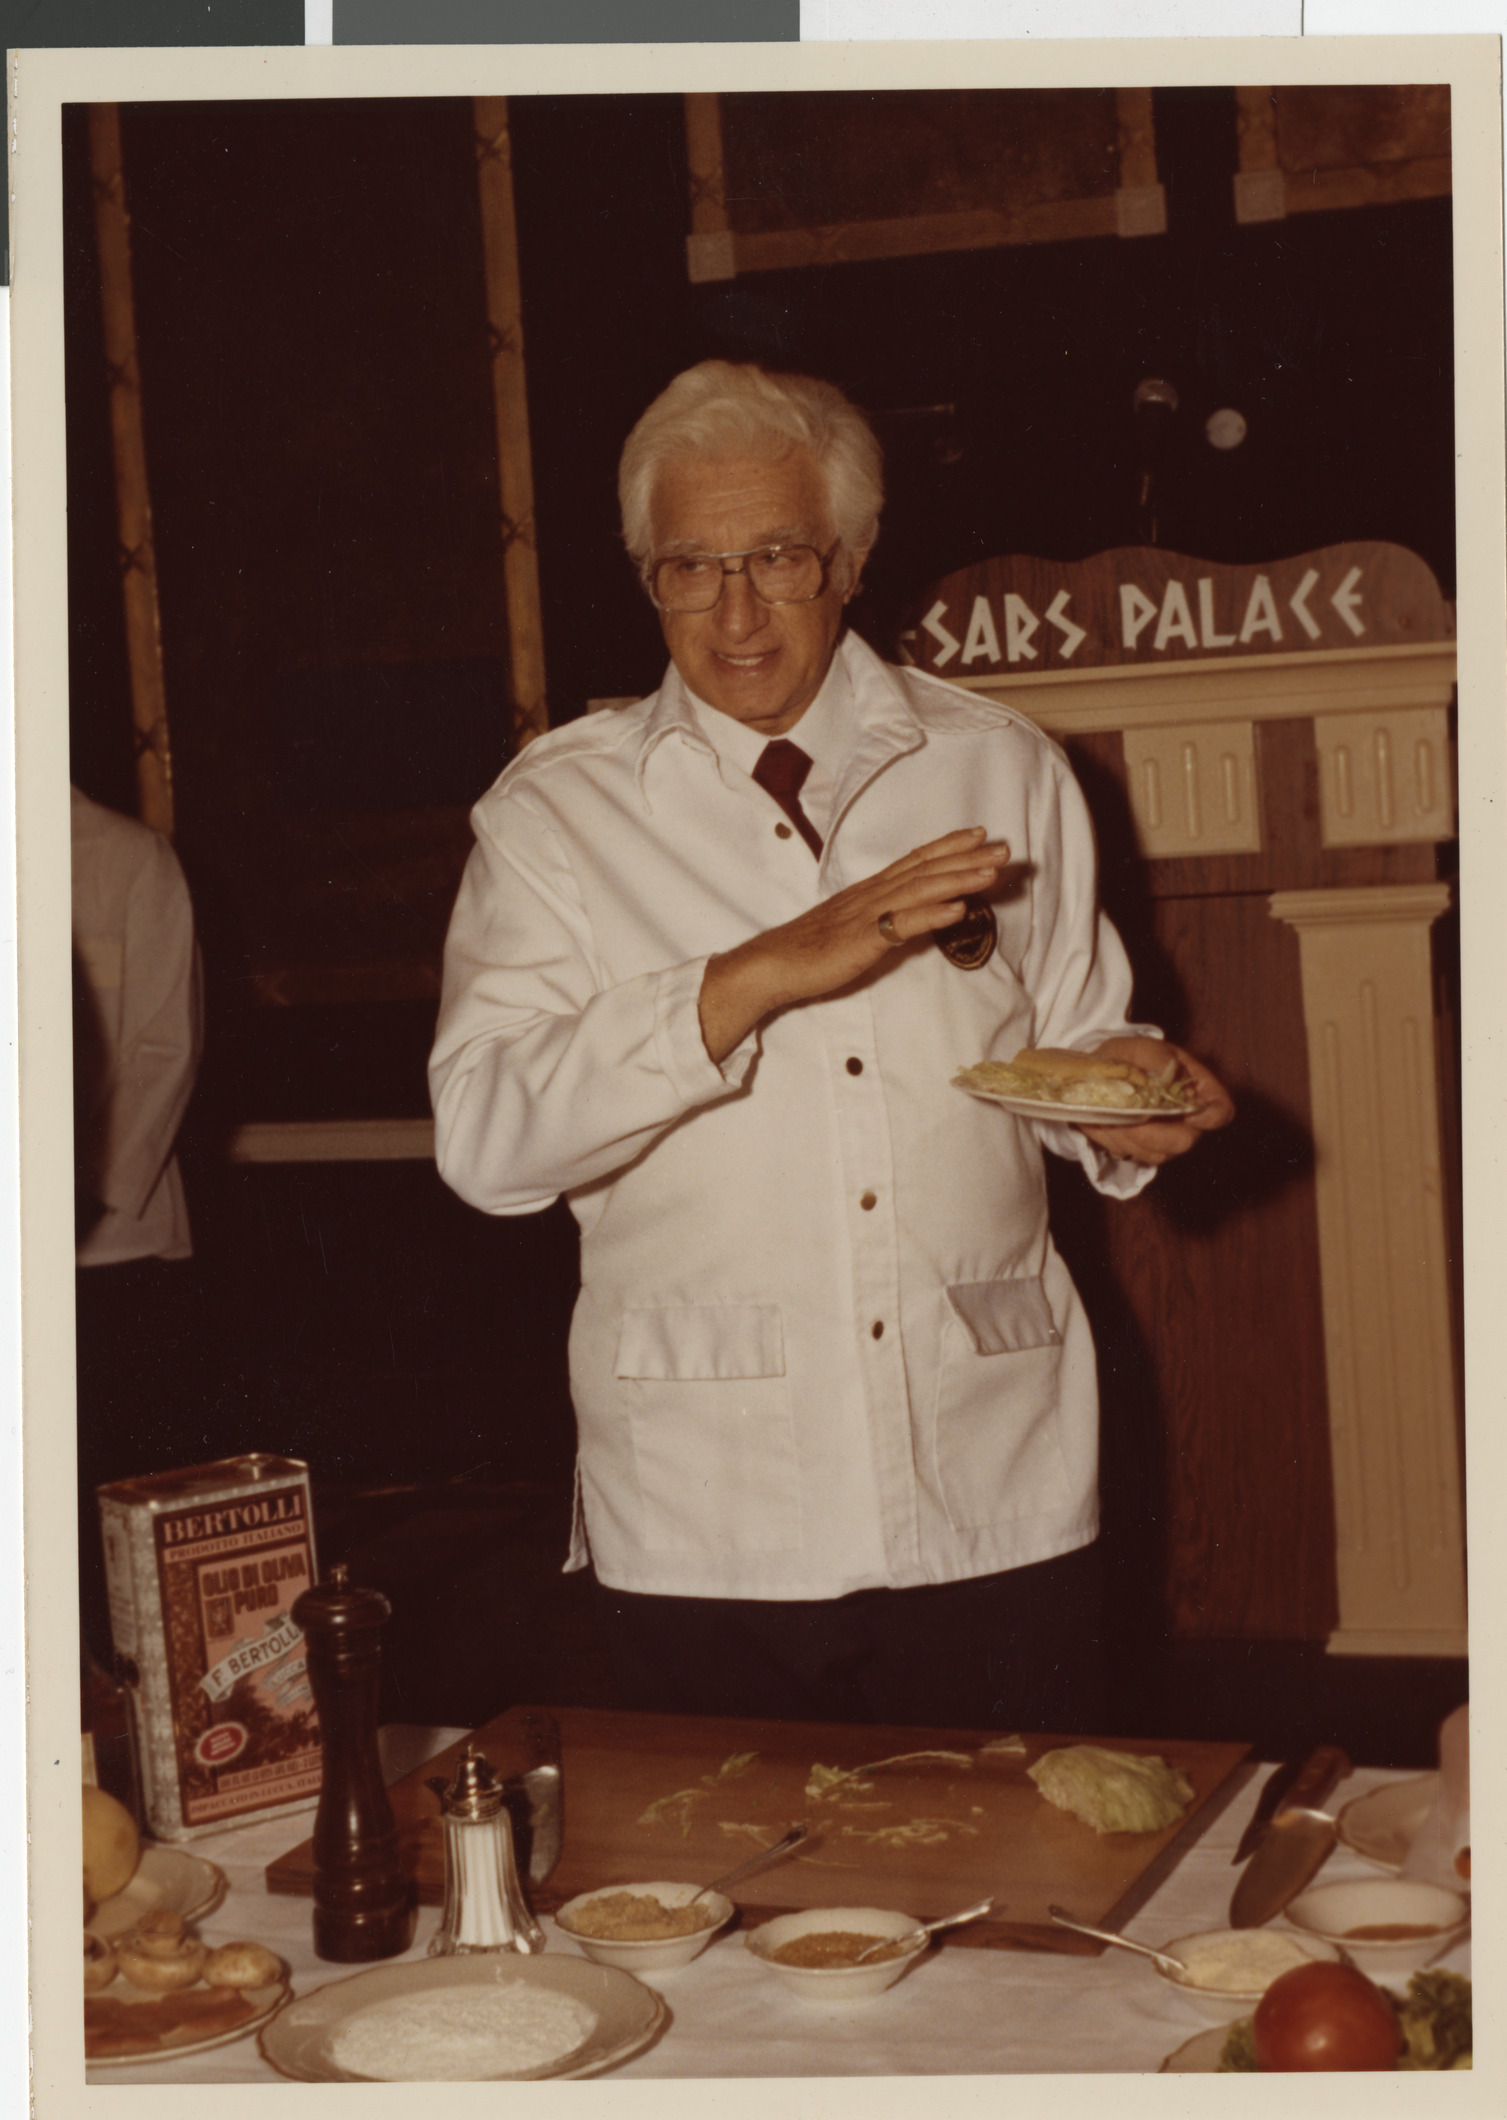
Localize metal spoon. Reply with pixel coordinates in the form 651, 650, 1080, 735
691, 1822, 809, 1903
855, 1894, 996, 1961
1047, 1904, 1188, 1976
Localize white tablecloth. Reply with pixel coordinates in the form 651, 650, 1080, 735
86, 1733, 1468, 2081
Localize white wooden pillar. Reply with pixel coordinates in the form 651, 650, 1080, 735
1269, 883, 1466, 1655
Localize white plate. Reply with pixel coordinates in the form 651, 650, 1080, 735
86, 1977, 289, 2070
1337, 1774, 1439, 1872
956, 1085, 1180, 1127
1161, 2022, 1242, 2072
88, 1845, 229, 1939
259, 1954, 667, 2082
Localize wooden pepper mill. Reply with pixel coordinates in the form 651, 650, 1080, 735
292, 1562, 416, 1961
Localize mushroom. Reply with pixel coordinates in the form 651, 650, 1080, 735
202, 1941, 282, 1991
114, 1908, 206, 1992
83, 1931, 116, 1993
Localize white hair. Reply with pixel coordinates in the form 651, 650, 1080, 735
619, 361, 884, 588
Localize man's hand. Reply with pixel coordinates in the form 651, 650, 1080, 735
699, 827, 1010, 1063
1075, 1035, 1235, 1167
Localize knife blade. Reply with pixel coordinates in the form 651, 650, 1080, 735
515, 1710, 563, 1885
1229, 1745, 1352, 1928
1233, 1758, 1308, 1865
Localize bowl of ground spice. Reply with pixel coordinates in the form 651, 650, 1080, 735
555, 1883, 735, 1971
744, 1906, 928, 2000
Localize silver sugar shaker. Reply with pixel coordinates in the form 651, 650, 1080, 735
426, 1746, 546, 1955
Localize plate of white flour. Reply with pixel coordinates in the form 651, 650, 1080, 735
260, 1954, 667, 2082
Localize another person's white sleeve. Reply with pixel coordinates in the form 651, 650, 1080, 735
96, 833, 202, 1225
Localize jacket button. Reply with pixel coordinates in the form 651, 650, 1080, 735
860, 1192, 877, 1210
846, 1057, 863, 1076
871, 1320, 885, 1339
774, 822, 793, 839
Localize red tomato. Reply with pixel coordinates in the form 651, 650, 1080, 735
1253, 1961, 1402, 2072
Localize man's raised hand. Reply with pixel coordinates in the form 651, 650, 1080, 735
699, 827, 1010, 1063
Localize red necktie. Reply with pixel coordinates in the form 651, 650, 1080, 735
753, 740, 823, 858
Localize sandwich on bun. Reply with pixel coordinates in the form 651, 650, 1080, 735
954, 1046, 1196, 1114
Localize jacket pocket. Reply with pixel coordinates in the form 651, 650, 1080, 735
615, 1305, 801, 1557
943, 1278, 1060, 1356
931, 1278, 1071, 1531
616, 1303, 784, 1381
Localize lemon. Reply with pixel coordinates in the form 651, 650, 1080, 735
82, 1785, 140, 1904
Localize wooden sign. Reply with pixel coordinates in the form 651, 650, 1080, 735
268, 1705, 1251, 1956
899, 540, 1454, 681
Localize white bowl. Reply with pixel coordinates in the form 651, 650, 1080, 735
1152, 1927, 1344, 2022
554, 1881, 734, 1972
1284, 1878, 1469, 1974
744, 1905, 928, 2001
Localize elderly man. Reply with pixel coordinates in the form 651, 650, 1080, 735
431, 361, 1232, 1729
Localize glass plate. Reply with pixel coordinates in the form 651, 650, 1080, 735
259, 1954, 667, 2082
1337, 1775, 1440, 1873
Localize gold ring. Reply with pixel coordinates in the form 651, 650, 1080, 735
877, 911, 900, 945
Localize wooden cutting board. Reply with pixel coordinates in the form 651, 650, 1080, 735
267, 1707, 1251, 1953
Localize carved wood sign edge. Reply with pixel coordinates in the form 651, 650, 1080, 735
898, 541, 1454, 678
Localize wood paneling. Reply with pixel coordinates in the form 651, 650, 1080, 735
79, 101, 518, 1046
721, 90, 1122, 236
1050, 702, 1455, 1642
1234, 85, 1451, 224
1277, 86, 1450, 175
1055, 720, 1342, 1638
1051, 890, 1336, 1640
686, 87, 1166, 281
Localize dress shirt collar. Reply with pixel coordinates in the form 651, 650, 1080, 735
683, 650, 850, 831
684, 686, 766, 781
635, 631, 925, 833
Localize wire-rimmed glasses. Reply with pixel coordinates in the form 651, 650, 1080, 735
648, 540, 841, 613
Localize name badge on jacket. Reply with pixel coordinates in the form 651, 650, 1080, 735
934, 895, 997, 970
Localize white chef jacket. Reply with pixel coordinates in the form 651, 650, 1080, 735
431, 633, 1157, 1601
71, 786, 202, 1266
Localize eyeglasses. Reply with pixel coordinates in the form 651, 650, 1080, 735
648, 540, 841, 614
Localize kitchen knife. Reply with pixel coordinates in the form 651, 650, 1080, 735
1233, 1757, 1308, 1864
515, 1710, 563, 1885
1229, 1745, 1352, 1928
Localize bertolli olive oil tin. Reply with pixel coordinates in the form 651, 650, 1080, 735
98, 1454, 322, 1840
